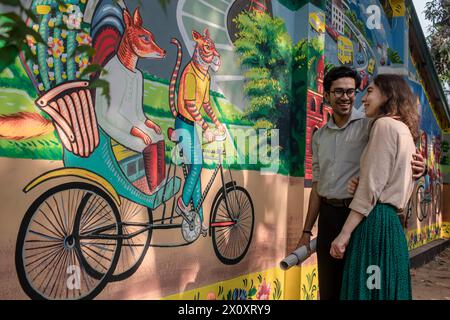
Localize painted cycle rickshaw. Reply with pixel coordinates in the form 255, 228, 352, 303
15, 80, 255, 300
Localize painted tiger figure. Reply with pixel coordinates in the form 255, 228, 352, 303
168, 29, 225, 235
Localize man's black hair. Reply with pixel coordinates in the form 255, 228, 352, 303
324, 66, 361, 92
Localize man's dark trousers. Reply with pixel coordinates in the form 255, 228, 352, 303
316, 201, 351, 300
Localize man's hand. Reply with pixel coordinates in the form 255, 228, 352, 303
347, 176, 359, 195
330, 231, 351, 259
131, 126, 152, 145
145, 119, 162, 135
412, 151, 425, 179
296, 233, 312, 254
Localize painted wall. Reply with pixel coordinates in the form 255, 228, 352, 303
0, 0, 447, 300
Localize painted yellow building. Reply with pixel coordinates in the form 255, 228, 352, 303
337, 36, 353, 65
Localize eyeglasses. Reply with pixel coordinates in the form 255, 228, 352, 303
330, 88, 357, 97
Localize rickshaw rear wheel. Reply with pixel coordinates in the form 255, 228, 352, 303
16, 182, 121, 300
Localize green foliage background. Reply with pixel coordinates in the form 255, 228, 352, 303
234, 10, 324, 176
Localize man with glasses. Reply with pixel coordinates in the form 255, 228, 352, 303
296, 66, 424, 300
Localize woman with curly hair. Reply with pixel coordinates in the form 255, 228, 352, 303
330, 74, 419, 300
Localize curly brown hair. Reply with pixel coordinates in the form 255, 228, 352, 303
373, 74, 420, 142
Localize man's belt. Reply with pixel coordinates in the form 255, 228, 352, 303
321, 198, 353, 208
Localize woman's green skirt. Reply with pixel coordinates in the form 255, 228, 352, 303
340, 203, 412, 300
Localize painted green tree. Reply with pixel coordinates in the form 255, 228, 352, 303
289, 37, 324, 176
290, 39, 309, 176
234, 11, 292, 138
307, 37, 324, 91
387, 48, 403, 64
345, 9, 370, 44
234, 10, 326, 176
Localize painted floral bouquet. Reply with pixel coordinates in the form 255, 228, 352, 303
22, 0, 99, 157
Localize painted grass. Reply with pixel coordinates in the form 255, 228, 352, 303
0, 89, 39, 115
0, 131, 62, 159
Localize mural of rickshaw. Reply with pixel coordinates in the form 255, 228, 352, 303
406, 173, 441, 223
14, 0, 254, 300
405, 132, 442, 224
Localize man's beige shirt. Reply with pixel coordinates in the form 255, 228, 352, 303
312, 108, 372, 199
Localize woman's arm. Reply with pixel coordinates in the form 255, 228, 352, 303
330, 210, 364, 259
348, 119, 398, 216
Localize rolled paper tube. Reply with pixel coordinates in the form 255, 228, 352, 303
279, 238, 317, 271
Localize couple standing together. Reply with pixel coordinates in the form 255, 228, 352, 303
298, 66, 425, 300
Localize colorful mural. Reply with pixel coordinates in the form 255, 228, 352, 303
0, 0, 448, 300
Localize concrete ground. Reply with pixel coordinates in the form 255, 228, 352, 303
411, 246, 450, 300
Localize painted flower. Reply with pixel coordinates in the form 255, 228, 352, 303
232, 288, 247, 300
256, 280, 271, 300
48, 18, 56, 28
78, 56, 89, 73
63, 5, 83, 30
32, 24, 39, 32
25, 35, 37, 55
76, 32, 91, 45
206, 292, 216, 300
47, 57, 54, 68
48, 37, 65, 58
25, 35, 36, 47
38, 83, 44, 91
48, 71, 55, 81
62, 71, 67, 79
61, 53, 67, 63
33, 64, 39, 75
61, 29, 67, 39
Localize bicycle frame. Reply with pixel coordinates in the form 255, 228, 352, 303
77, 135, 241, 244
